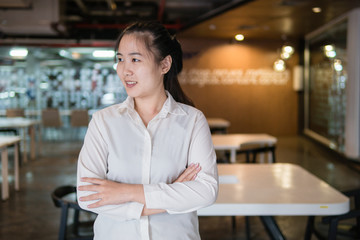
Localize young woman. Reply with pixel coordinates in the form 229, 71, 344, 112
77, 21, 218, 240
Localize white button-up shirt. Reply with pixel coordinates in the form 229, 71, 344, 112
77, 92, 218, 240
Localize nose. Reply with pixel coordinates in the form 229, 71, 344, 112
118, 61, 132, 77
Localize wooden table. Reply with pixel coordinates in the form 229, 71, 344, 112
207, 118, 230, 133
0, 117, 41, 162
0, 136, 21, 200
198, 163, 350, 239
212, 133, 277, 163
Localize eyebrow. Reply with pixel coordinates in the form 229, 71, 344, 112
116, 52, 142, 56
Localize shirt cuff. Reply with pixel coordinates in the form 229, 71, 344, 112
143, 184, 163, 209
125, 201, 145, 220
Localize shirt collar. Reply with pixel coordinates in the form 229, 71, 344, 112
117, 91, 187, 118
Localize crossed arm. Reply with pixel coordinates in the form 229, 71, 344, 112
77, 163, 202, 216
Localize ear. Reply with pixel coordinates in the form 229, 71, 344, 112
160, 55, 172, 74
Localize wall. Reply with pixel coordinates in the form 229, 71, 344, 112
179, 38, 299, 136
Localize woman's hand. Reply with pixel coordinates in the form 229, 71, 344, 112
142, 163, 201, 216
174, 163, 201, 183
78, 178, 144, 208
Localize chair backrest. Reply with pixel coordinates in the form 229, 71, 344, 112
70, 110, 89, 127
42, 109, 62, 127
6, 108, 25, 117
51, 185, 94, 240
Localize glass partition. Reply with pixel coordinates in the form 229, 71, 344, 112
305, 19, 348, 153
0, 46, 127, 113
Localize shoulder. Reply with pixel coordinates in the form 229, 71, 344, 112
91, 104, 123, 121
177, 103, 206, 122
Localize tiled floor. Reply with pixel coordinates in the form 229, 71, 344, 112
1, 135, 360, 240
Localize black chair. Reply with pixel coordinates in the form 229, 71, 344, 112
238, 145, 276, 163
51, 185, 96, 240
304, 188, 360, 240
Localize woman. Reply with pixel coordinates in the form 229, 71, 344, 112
77, 21, 218, 240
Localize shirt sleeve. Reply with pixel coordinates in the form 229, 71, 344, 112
76, 113, 144, 221
143, 111, 219, 214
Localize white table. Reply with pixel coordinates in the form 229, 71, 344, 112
198, 163, 350, 239
207, 118, 230, 133
0, 117, 41, 162
212, 133, 277, 163
0, 136, 21, 200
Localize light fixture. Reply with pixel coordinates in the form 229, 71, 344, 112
273, 59, 286, 72
333, 59, 343, 72
281, 52, 291, 59
92, 50, 115, 58
324, 45, 336, 58
312, 7, 322, 13
209, 24, 216, 30
71, 52, 81, 59
324, 45, 334, 51
282, 45, 294, 55
9, 48, 28, 58
235, 34, 244, 41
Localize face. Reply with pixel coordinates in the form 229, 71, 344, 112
116, 33, 170, 100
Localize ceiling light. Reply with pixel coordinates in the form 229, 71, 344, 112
312, 7, 322, 13
273, 59, 286, 72
235, 34, 244, 41
209, 24, 216, 30
324, 45, 334, 51
93, 50, 115, 58
282, 45, 294, 55
281, 52, 291, 59
325, 50, 336, 58
333, 59, 343, 72
9, 48, 28, 58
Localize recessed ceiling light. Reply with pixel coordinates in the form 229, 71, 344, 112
312, 7, 322, 13
209, 24, 216, 30
235, 34, 244, 41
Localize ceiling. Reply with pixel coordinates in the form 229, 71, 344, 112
0, 0, 360, 43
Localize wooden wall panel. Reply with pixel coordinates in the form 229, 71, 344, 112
179, 38, 299, 136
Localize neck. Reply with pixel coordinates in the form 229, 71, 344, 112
134, 90, 167, 126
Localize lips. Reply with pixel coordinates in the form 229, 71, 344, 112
125, 81, 137, 88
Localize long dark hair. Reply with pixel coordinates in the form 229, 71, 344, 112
115, 21, 194, 107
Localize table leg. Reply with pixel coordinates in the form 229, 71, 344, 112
21, 128, 28, 163
29, 125, 36, 160
14, 143, 19, 190
259, 216, 286, 240
230, 150, 236, 163
37, 125, 42, 157
1, 147, 9, 200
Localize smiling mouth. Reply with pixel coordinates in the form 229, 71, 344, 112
125, 81, 137, 87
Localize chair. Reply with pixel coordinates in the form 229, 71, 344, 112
304, 188, 360, 240
42, 109, 62, 140
6, 108, 25, 117
51, 185, 95, 240
240, 145, 276, 163
70, 110, 89, 127
70, 110, 89, 140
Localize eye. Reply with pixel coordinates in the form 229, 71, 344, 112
117, 57, 124, 62
132, 58, 140, 62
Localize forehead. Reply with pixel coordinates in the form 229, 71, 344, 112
118, 34, 148, 54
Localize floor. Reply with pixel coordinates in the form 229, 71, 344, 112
1, 135, 360, 240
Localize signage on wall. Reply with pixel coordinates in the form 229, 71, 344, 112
179, 68, 290, 87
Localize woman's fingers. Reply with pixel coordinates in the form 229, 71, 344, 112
174, 163, 201, 183
79, 193, 101, 202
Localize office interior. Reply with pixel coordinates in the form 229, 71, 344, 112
1, 0, 360, 239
